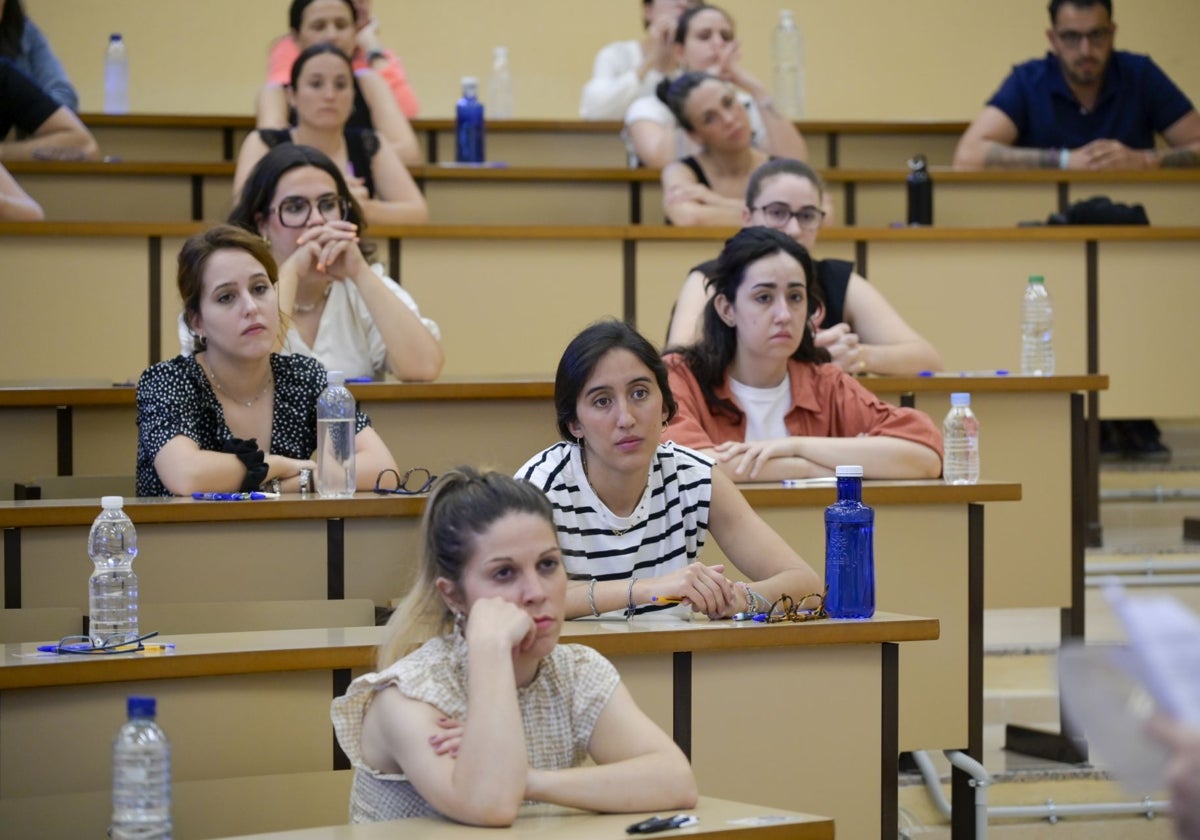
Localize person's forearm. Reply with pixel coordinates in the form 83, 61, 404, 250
525, 753, 697, 813
155, 450, 251, 496
860, 340, 942, 376
794, 436, 942, 478
361, 196, 428, 226
746, 564, 823, 606
351, 266, 444, 380
664, 199, 743, 228
708, 453, 830, 483
255, 84, 290, 130
450, 638, 528, 825
753, 95, 808, 161
0, 130, 97, 162
979, 143, 1060, 169
1155, 145, 1200, 169
0, 190, 44, 221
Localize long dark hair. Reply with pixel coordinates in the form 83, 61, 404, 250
228, 143, 375, 260
674, 227, 830, 423
0, 0, 26, 58
655, 71, 717, 131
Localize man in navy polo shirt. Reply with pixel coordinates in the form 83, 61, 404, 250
953, 0, 1200, 169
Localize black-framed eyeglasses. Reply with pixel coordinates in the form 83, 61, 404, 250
753, 202, 826, 230
38, 630, 160, 655
766, 591, 827, 623
374, 467, 437, 496
1053, 26, 1113, 49
270, 195, 351, 228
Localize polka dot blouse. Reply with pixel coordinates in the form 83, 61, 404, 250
136, 353, 371, 497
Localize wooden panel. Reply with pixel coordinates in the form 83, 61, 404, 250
422, 180, 630, 226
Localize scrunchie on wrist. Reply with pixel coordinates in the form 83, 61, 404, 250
221, 437, 268, 491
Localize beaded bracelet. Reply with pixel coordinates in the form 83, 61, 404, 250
587, 579, 600, 617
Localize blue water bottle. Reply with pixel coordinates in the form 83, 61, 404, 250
455, 76, 485, 163
825, 465, 875, 618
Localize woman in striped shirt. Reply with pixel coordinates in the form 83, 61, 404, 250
517, 320, 820, 621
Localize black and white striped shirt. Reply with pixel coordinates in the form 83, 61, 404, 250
516, 441, 713, 614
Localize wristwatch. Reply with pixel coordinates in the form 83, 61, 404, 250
366, 48, 387, 65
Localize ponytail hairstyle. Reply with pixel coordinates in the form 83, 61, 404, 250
675, 227, 830, 423
655, 71, 715, 131
375, 467, 557, 669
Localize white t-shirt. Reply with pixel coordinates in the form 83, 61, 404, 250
622, 87, 766, 165
729, 376, 791, 442
177, 263, 439, 380
579, 40, 670, 120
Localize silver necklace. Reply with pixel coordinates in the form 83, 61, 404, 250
205, 362, 274, 408
581, 446, 649, 536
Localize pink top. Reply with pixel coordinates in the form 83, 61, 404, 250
266, 35, 420, 118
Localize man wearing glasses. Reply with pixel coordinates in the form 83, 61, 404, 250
953, 0, 1200, 169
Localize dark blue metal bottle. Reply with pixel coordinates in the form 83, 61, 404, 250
455, 77, 485, 163
906, 153, 932, 226
825, 465, 875, 618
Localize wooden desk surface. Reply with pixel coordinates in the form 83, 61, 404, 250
211, 796, 836, 840
0, 612, 937, 691
0, 373, 1107, 409
0, 481, 1019, 529
3, 220, 1200, 243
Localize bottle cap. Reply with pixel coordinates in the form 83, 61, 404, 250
461, 76, 478, 96
326, 370, 346, 385
834, 465, 864, 478
950, 392, 971, 406
109, 33, 122, 41
494, 46, 507, 60
907, 153, 928, 172
100, 495, 124, 509
1028, 275, 1045, 284
127, 696, 156, 717
780, 9, 794, 23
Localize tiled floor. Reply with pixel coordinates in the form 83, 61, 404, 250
896, 430, 1200, 838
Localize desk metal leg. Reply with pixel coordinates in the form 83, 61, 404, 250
4, 527, 20, 609
951, 503, 984, 840
56, 406, 73, 476
673, 651, 691, 761
327, 518, 345, 600
881, 642, 898, 840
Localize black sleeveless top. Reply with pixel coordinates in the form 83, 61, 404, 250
257, 127, 379, 198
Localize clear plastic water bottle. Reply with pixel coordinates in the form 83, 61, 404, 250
89, 496, 139, 646
825, 465, 875, 619
1020, 275, 1055, 375
942, 392, 981, 485
104, 33, 130, 114
771, 10, 805, 120
906, 153, 932, 226
455, 77, 485, 164
111, 696, 172, 840
316, 370, 356, 498
487, 46, 513, 119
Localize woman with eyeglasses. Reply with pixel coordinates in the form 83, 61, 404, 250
334, 467, 697, 824
624, 5, 807, 170
663, 227, 943, 483
212, 143, 442, 382
236, 43, 428, 228
666, 158, 942, 376
517, 319, 821, 621
138, 224, 397, 497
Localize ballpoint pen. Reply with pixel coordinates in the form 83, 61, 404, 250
192, 492, 279, 501
626, 814, 698, 834
649, 596, 683, 604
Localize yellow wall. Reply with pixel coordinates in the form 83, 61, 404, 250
25, 0, 1200, 120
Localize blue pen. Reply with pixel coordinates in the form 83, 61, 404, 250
192, 492, 278, 501
345, 376, 374, 383
732, 611, 764, 621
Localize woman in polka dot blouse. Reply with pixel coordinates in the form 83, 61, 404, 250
136, 224, 397, 497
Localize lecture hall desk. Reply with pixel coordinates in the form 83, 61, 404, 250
0, 616, 935, 838
0, 221, 1187, 420
212, 797, 836, 840
9, 159, 1200, 227
0, 481, 1011, 839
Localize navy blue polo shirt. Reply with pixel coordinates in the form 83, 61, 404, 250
987, 50, 1193, 150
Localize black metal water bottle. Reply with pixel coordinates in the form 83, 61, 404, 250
906, 153, 932, 226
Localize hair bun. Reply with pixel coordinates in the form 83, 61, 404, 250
655, 78, 673, 106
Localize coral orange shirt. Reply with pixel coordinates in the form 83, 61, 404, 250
266, 35, 420, 118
